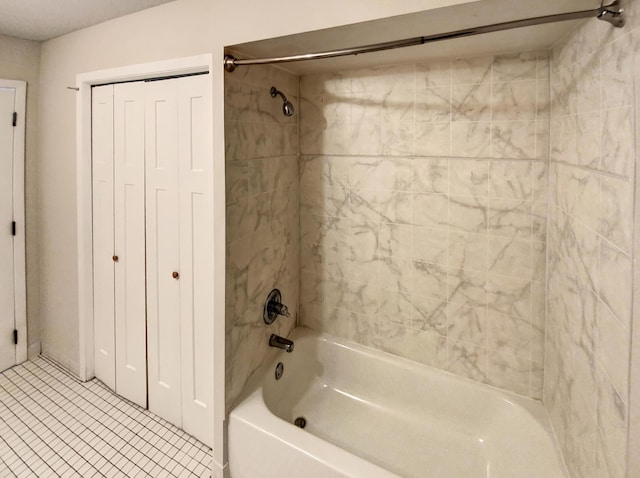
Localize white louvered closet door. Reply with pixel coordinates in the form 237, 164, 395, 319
92, 85, 116, 391
177, 75, 214, 446
145, 78, 182, 428
113, 82, 147, 408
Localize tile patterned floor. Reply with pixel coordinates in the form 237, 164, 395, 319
0, 356, 212, 477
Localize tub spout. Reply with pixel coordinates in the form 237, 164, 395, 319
269, 334, 294, 353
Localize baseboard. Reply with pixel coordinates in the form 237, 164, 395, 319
27, 342, 41, 360
211, 460, 229, 478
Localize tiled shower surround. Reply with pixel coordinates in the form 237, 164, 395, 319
224, 15, 639, 477
299, 53, 550, 399
545, 7, 640, 478
225, 63, 299, 409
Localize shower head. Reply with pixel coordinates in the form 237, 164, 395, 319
270, 86, 295, 117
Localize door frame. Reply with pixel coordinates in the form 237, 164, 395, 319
0, 79, 27, 366
75, 55, 226, 473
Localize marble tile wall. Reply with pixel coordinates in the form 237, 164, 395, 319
225, 62, 299, 410
545, 5, 640, 477
299, 52, 549, 399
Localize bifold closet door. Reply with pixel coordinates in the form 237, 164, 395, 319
177, 75, 214, 446
113, 82, 147, 408
92, 83, 147, 408
92, 85, 116, 391
146, 76, 214, 446
145, 78, 182, 427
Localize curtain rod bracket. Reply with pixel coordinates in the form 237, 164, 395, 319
223, 55, 237, 73
598, 0, 625, 28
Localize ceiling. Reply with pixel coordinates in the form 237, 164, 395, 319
0, 0, 176, 41
228, 0, 606, 75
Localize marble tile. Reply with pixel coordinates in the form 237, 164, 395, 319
448, 195, 487, 234
448, 232, 487, 272
493, 52, 538, 82
379, 290, 414, 326
491, 121, 537, 159
601, 106, 634, 179
597, 300, 630, 399
411, 294, 448, 335
488, 198, 532, 238
448, 267, 487, 310
601, 36, 634, 110
486, 310, 532, 358
451, 56, 493, 85
412, 158, 448, 193
379, 256, 414, 293
349, 311, 379, 349
412, 226, 448, 266
451, 122, 491, 157
488, 160, 533, 199
448, 303, 487, 346
403, 328, 448, 368
415, 59, 451, 88
350, 157, 412, 191
412, 261, 449, 301
381, 120, 415, 156
412, 193, 448, 229
415, 122, 451, 156
486, 351, 530, 397
599, 175, 632, 254
448, 340, 489, 383
449, 159, 489, 197
379, 223, 412, 258
487, 274, 531, 320
597, 367, 628, 476
599, 240, 632, 328
452, 83, 492, 121
415, 86, 451, 122
492, 80, 537, 121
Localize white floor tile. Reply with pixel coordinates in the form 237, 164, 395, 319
0, 357, 212, 477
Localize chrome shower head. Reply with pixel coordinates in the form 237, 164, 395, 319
270, 86, 295, 117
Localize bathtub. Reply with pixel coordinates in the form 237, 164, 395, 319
229, 327, 567, 478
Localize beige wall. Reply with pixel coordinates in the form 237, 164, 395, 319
0, 34, 41, 354
37, 0, 214, 374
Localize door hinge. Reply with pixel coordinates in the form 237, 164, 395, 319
13, 329, 17, 345
12, 112, 17, 127
11, 221, 16, 236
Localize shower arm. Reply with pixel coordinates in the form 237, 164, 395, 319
224, 0, 625, 72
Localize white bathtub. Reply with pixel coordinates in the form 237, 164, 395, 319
229, 327, 567, 478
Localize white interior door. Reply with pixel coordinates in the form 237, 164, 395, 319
92, 85, 116, 389
0, 87, 16, 372
177, 75, 214, 446
113, 82, 147, 408
145, 78, 182, 427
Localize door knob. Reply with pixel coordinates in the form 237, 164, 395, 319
112, 255, 119, 262
172, 271, 179, 279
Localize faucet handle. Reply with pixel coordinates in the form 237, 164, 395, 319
264, 289, 291, 324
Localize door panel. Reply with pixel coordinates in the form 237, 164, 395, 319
0, 88, 15, 372
114, 82, 147, 408
145, 79, 182, 427
178, 75, 213, 446
91, 85, 115, 388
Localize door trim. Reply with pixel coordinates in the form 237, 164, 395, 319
75, 55, 225, 470
0, 79, 27, 366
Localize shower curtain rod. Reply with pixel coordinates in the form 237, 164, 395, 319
223, 0, 625, 72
